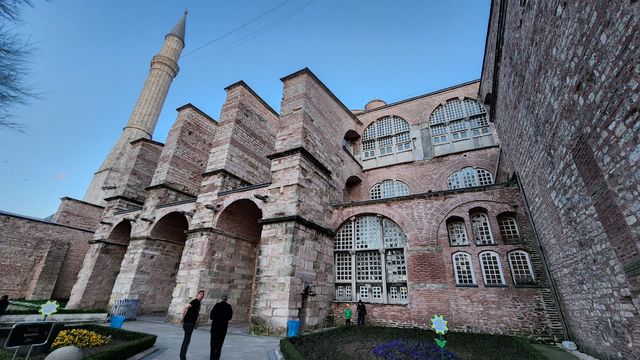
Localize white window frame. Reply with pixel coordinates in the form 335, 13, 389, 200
447, 167, 494, 190
429, 98, 490, 146
370, 179, 410, 200
361, 116, 413, 160
447, 219, 469, 246
471, 212, 495, 245
498, 214, 520, 242
479, 251, 506, 286
508, 250, 536, 285
452, 252, 477, 285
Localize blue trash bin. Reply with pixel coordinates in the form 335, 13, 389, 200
110, 315, 126, 329
287, 320, 300, 337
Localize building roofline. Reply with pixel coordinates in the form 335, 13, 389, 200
130, 138, 165, 147
59, 197, 105, 209
479, 0, 497, 96
280, 68, 363, 126
176, 103, 217, 123
356, 79, 481, 116
0, 210, 95, 233
224, 80, 280, 119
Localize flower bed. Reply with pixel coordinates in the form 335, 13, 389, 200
0, 324, 156, 360
281, 326, 547, 360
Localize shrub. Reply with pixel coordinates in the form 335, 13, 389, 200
250, 323, 277, 336
73, 325, 156, 360
280, 338, 304, 360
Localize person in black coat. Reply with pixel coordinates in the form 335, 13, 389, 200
180, 290, 204, 360
0, 295, 8, 317
210, 294, 233, 360
356, 300, 367, 326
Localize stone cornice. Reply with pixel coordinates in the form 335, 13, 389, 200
103, 195, 145, 206
0, 210, 95, 233
258, 215, 335, 236
176, 103, 218, 124
59, 197, 105, 209
266, 147, 331, 177
217, 182, 271, 196
89, 238, 128, 247
201, 169, 251, 186
145, 183, 197, 199
130, 138, 165, 147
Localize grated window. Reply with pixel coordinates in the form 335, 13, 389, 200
480, 251, 505, 285
472, 212, 495, 245
448, 221, 469, 246
508, 251, 535, 285
453, 252, 476, 285
498, 216, 520, 242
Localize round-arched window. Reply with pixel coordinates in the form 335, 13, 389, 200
429, 98, 489, 145
361, 116, 412, 160
334, 215, 409, 304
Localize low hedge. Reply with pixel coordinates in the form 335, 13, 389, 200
71, 325, 156, 360
280, 338, 304, 360
4, 308, 107, 315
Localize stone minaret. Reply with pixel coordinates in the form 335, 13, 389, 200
84, 12, 187, 205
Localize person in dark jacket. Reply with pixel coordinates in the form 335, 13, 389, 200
357, 300, 367, 326
210, 294, 233, 360
0, 295, 9, 317
180, 290, 204, 360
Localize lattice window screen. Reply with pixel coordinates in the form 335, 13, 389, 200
370, 183, 382, 200
383, 219, 408, 248
335, 223, 353, 250
463, 98, 486, 116
447, 173, 461, 189
509, 251, 535, 285
356, 251, 383, 282
386, 250, 407, 282
355, 216, 382, 249
335, 252, 352, 281
461, 167, 478, 187
476, 169, 493, 185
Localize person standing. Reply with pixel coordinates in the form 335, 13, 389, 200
180, 290, 204, 360
210, 294, 233, 360
356, 300, 367, 326
344, 303, 353, 326
0, 295, 9, 317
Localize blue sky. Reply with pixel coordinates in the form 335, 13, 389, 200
0, 0, 490, 218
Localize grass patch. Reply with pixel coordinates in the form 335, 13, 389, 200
283, 326, 546, 360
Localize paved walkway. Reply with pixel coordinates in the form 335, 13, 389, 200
122, 317, 280, 360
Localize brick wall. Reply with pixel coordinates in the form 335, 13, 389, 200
118, 138, 164, 204
52, 197, 103, 231
481, 0, 639, 357
0, 212, 94, 300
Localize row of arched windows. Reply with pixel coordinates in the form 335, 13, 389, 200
367, 169, 495, 201
360, 98, 491, 160
447, 211, 520, 246
453, 250, 536, 286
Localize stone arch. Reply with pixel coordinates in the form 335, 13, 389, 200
333, 208, 419, 247
432, 199, 514, 245
108, 220, 132, 245
132, 211, 189, 314
210, 198, 263, 322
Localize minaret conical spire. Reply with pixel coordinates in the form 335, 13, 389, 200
83, 12, 187, 206
167, 10, 187, 42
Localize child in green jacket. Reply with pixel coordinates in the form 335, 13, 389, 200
344, 304, 353, 325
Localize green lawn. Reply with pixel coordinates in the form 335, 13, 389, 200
282, 326, 548, 360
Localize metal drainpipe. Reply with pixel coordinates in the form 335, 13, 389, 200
515, 172, 570, 340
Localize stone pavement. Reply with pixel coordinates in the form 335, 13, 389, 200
122, 316, 281, 360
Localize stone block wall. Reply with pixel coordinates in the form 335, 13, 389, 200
480, 0, 639, 357
150, 104, 218, 196
118, 138, 164, 204
0, 212, 94, 300
52, 197, 103, 231
204, 82, 278, 186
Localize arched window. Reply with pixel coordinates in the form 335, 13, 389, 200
471, 211, 495, 245
362, 116, 412, 160
447, 167, 494, 189
452, 252, 476, 285
429, 98, 489, 145
370, 179, 409, 200
498, 213, 520, 242
334, 215, 408, 304
479, 251, 505, 285
447, 217, 469, 246
508, 250, 536, 285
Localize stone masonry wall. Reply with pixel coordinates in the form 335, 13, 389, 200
480, 1, 639, 357
0, 212, 94, 300
118, 139, 164, 204
52, 197, 103, 231
150, 104, 218, 196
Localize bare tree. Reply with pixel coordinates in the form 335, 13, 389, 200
0, 0, 34, 132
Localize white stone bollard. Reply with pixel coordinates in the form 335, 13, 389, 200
44, 345, 83, 360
